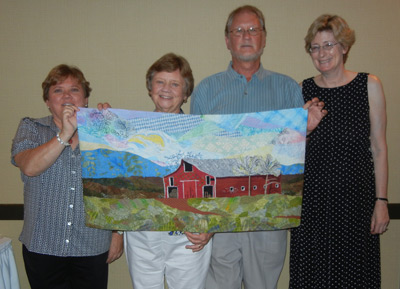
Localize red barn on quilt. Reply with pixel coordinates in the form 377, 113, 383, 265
163, 159, 281, 199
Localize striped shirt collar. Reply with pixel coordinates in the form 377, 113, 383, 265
227, 61, 264, 81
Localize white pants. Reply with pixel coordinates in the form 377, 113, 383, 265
124, 231, 212, 289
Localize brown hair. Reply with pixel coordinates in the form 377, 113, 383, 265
305, 14, 355, 63
146, 53, 194, 97
42, 64, 92, 101
225, 5, 266, 37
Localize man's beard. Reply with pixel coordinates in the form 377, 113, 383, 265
231, 47, 264, 62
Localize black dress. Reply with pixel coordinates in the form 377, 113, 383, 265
289, 73, 381, 288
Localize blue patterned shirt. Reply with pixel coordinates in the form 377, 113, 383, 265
11, 116, 111, 257
190, 62, 304, 114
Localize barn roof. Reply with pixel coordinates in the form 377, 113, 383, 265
182, 158, 258, 178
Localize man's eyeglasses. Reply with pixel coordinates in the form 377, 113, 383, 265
309, 42, 339, 54
229, 27, 263, 37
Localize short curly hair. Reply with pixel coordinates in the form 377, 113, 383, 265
146, 53, 194, 97
305, 14, 355, 64
42, 64, 92, 101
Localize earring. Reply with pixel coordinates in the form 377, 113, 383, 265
85, 104, 88, 108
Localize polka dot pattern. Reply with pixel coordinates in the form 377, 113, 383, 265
289, 73, 381, 288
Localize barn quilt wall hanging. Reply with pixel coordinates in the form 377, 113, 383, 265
77, 107, 307, 233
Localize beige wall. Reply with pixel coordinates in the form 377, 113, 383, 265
1, 0, 399, 288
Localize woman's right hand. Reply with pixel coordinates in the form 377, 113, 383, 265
97, 102, 112, 110
185, 232, 214, 252
59, 103, 80, 142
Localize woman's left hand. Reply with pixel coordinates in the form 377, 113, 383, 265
370, 201, 390, 234
184, 232, 214, 252
106, 231, 124, 263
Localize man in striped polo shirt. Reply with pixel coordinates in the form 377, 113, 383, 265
190, 5, 326, 289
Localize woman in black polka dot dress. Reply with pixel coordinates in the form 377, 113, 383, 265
289, 15, 389, 288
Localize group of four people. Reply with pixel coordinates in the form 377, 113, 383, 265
11, 4, 389, 289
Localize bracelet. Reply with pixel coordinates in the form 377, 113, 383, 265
56, 132, 70, 147
375, 197, 388, 203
